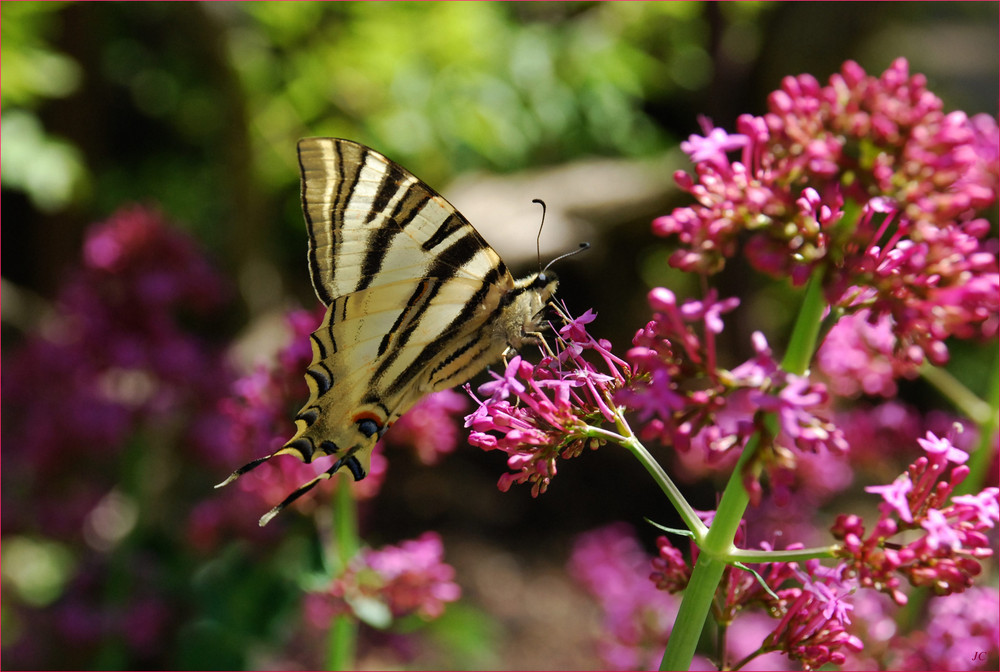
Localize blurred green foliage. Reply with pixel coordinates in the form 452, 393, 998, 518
4, 2, 997, 298
2, 3, 997, 670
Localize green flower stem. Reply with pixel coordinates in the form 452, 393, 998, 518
661, 553, 727, 670
919, 361, 995, 427
781, 266, 828, 376
660, 431, 758, 670
587, 420, 708, 538
729, 544, 838, 564
326, 475, 360, 671
661, 269, 829, 671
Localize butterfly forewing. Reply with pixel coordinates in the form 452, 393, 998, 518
299, 139, 511, 302
219, 138, 559, 525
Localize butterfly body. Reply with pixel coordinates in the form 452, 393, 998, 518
219, 138, 557, 525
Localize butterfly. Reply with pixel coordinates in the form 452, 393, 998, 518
217, 138, 560, 525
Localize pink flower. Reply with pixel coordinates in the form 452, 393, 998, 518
465, 304, 628, 496
618, 289, 846, 498
763, 563, 864, 670
312, 532, 460, 623
679, 116, 750, 173
833, 432, 997, 605
865, 474, 914, 523
653, 58, 998, 376
815, 310, 917, 397
381, 389, 468, 465
649, 536, 691, 594
896, 587, 1000, 670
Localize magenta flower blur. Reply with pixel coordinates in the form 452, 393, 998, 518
897, 586, 1000, 670
465, 305, 629, 496
2, 206, 239, 669
833, 430, 998, 605
617, 287, 846, 497
382, 389, 468, 465
3, 206, 232, 536
569, 524, 677, 670
308, 532, 460, 624
654, 58, 999, 373
814, 310, 915, 397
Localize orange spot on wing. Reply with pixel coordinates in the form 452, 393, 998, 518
351, 411, 384, 428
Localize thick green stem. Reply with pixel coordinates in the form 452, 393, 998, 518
660, 269, 829, 670
660, 433, 759, 670
326, 475, 360, 671
919, 361, 995, 427
661, 554, 727, 670
781, 266, 827, 376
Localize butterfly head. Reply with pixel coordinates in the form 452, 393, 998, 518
530, 268, 559, 319
519, 269, 559, 312
533, 269, 558, 294
501, 270, 559, 348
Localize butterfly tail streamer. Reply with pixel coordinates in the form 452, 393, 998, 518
257, 454, 366, 527
214, 454, 275, 488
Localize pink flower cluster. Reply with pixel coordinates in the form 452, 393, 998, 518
654, 58, 999, 375
654, 527, 862, 670
618, 287, 846, 495
832, 430, 999, 605
465, 307, 629, 496
761, 563, 864, 670
649, 535, 691, 594
814, 310, 915, 398
306, 532, 460, 624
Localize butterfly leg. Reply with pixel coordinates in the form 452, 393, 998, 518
521, 328, 557, 359
501, 346, 513, 368
257, 453, 366, 527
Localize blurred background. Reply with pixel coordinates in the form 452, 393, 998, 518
2, 2, 998, 669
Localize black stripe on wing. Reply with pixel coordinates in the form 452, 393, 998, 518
356, 159, 412, 293
376, 278, 438, 359
422, 213, 467, 252
383, 264, 505, 398
300, 139, 366, 306
369, 233, 495, 386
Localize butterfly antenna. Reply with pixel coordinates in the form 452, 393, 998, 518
532, 198, 547, 273
543, 242, 591, 271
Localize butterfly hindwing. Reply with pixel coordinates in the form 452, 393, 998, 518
279, 274, 511, 466
219, 138, 560, 525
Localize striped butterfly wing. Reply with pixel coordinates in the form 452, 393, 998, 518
219, 138, 557, 525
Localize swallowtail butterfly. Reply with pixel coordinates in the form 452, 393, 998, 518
218, 138, 559, 525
